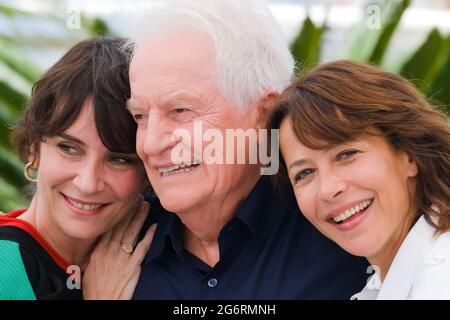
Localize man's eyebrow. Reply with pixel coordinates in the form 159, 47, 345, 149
126, 99, 136, 111
57, 133, 84, 145
162, 92, 202, 106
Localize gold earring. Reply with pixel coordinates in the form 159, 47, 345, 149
24, 162, 38, 184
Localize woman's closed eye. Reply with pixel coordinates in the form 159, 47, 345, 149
293, 168, 316, 184
109, 155, 135, 165
57, 143, 79, 155
336, 149, 359, 161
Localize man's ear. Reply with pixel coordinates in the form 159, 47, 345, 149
255, 90, 279, 129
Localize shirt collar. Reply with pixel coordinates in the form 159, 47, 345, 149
351, 270, 382, 300
377, 215, 436, 299
352, 215, 437, 300
232, 176, 282, 244
144, 176, 291, 263
143, 193, 181, 263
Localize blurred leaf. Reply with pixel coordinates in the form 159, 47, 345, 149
0, 115, 14, 151
0, 79, 28, 116
0, 4, 31, 16
429, 36, 450, 115
345, 0, 410, 64
0, 177, 27, 213
84, 16, 113, 36
0, 38, 42, 83
290, 16, 326, 73
0, 149, 26, 190
401, 28, 450, 94
369, 0, 410, 64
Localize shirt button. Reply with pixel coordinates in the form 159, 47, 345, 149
207, 278, 218, 288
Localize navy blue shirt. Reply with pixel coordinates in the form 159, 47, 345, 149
134, 176, 368, 299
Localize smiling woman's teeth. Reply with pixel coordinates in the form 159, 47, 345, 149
67, 198, 102, 211
333, 200, 373, 223
160, 160, 201, 176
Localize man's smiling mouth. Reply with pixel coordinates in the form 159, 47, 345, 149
158, 160, 201, 177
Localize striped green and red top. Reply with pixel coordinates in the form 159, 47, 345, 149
0, 210, 82, 300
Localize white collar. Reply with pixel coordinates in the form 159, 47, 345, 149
352, 216, 436, 300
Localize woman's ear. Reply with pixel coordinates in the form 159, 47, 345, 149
28, 143, 40, 169
405, 153, 418, 178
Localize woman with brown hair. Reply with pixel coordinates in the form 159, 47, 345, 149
269, 60, 450, 299
0, 37, 155, 299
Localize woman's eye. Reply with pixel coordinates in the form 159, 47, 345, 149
294, 168, 316, 183
337, 149, 359, 161
110, 156, 134, 165
57, 143, 78, 155
175, 108, 188, 113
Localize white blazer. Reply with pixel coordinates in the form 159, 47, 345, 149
352, 215, 450, 300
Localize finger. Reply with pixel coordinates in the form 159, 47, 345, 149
121, 201, 150, 246
97, 228, 114, 248
110, 196, 143, 241
132, 223, 156, 264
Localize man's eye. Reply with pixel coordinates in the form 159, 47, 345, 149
132, 114, 148, 127
171, 107, 196, 123
294, 168, 316, 183
337, 149, 359, 161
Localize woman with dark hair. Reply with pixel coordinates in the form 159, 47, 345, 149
269, 60, 450, 299
0, 37, 155, 299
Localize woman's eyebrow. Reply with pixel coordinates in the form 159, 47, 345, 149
57, 133, 84, 145
288, 159, 309, 171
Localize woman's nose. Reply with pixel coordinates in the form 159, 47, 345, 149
72, 162, 105, 194
318, 171, 348, 202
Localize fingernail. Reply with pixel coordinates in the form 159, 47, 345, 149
150, 223, 157, 231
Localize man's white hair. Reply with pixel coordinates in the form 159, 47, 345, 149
132, 0, 295, 112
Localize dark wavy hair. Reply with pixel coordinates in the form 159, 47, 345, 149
12, 37, 137, 164
269, 60, 450, 233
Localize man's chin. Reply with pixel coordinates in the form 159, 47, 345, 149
160, 202, 194, 215
157, 192, 200, 214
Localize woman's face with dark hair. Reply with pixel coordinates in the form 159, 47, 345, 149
33, 98, 146, 240
279, 117, 419, 260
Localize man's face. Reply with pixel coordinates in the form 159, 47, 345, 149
129, 29, 260, 214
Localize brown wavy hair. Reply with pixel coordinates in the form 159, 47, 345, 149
12, 37, 137, 165
269, 60, 450, 233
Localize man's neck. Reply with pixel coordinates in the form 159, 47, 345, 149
179, 170, 261, 267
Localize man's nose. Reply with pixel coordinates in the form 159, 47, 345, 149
140, 113, 179, 158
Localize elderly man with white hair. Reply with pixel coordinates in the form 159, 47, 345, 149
85, 0, 368, 299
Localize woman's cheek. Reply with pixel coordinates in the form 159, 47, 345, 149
294, 187, 316, 222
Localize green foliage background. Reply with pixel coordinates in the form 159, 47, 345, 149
1, 0, 449, 212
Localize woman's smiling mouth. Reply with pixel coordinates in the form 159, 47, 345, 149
326, 198, 374, 231
61, 193, 110, 215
